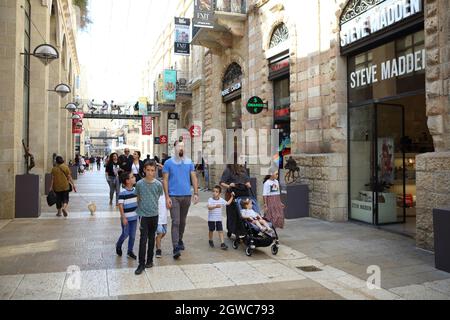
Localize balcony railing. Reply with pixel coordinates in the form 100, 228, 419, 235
192, 0, 247, 40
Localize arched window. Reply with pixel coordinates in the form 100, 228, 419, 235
222, 62, 242, 93
222, 63, 243, 130
269, 23, 289, 49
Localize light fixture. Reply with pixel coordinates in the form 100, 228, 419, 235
21, 44, 59, 66
75, 122, 83, 128
71, 113, 82, 120
64, 103, 77, 112
48, 83, 71, 98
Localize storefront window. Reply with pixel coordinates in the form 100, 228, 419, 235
273, 77, 291, 167
348, 30, 425, 106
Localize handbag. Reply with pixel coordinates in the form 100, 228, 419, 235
47, 191, 57, 207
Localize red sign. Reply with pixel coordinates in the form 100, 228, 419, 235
72, 112, 84, 134
274, 108, 290, 118
142, 116, 152, 135
270, 58, 289, 73
160, 135, 168, 144
189, 125, 202, 138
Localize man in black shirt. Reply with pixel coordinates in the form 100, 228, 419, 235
118, 148, 133, 172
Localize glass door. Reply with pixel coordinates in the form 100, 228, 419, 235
349, 105, 376, 224
375, 103, 406, 225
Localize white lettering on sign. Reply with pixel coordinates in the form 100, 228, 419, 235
350, 49, 425, 89
222, 83, 242, 97
341, 0, 422, 48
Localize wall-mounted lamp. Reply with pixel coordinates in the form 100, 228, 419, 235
21, 44, 59, 66
64, 103, 77, 112
48, 83, 71, 98
71, 113, 82, 120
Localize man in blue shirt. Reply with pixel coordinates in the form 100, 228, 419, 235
163, 139, 199, 259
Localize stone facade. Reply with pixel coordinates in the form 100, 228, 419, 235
0, 0, 80, 219
147, 0, 450, 251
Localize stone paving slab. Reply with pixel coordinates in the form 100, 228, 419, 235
107, 268, 153, 297
390, 284, 450, 300
180, 264, 235, 289
11, 272, 66, 300
61, 270, 109, 300
146, 265, 196, 293
213, 261, 270, 286
0, 275, 24, 300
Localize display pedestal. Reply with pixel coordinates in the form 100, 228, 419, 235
433, 208, 450, 273
280, 183, 309, 219
15, 174, 41, 218
70, 166, 78, 180
45, 173, 52, 195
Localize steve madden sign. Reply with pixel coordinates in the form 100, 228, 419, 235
340, 0, 423, 48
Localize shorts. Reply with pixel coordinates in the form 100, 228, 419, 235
208, 221, 223, 232
156, 224, 167, 235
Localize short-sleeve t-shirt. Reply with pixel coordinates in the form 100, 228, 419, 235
51, 164, 71, 192
118, 188, 138, 221
208, 197, 227, 222
263, 179, 281, 196
162, 158, 195, 197
135, 179, 163, 218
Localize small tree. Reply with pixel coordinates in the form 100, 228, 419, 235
73, 0, 92, 30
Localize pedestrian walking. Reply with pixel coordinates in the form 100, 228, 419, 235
207, 186, 234, 250
163, 139, 199, 260
155, 192, 169, 259
89, 156, 96, 171
131, 151, 144, 183
263, 169, 285, 229
50, 156, 76, 218
135, 161, 163, 275
96, 156, 102, 171
119, 148, 133, 172
116, 172, 138, 260
105, 153, 122, 206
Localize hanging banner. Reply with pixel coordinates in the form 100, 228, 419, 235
142, 116, 152, 136
139, 97, 148, 116
168, 117, 178, 156
72, 112, 84, 134
193, 0, 214, 29
163, 69, 177, 102
174, 18, 191, 56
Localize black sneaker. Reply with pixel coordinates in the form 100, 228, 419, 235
116, 247, 122, 257
127, 252, 137, 260
135, 265, 145, 275
178, 240, 185, 251
145, 261, 153, 269
221, 243, 229, 250
155, 249, 162, 258
173, 247, 181, 260
209, 240, 215, 248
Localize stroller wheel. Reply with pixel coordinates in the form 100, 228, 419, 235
232, 240, 239, 250
271, 244, 279, 255
245, 246, 253, 257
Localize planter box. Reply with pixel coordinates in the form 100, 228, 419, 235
15, 174, 41, 218
433, 208, 450, 273
281, 184, 309, 219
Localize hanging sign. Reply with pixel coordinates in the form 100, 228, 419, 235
72, 112, 84, 134
193, 0, 214, 28
189, 125, 202, 138
160, 135, 168, 144
168, 117, 178, 156
174, 18, 191, 55
246, 96, 265, 115
154, 137, 161, 145
163, 69, 177, 102
142, 116, 153, 136
340, 0, 423, 48
139, 97, 148, 116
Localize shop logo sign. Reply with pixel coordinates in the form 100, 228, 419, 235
340, 0, 423, 48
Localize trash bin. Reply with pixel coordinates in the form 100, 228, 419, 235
15, 174, 41, 218
433, 208, 450, 273
281, 184, 310, 219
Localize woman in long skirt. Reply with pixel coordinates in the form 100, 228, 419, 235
263, 169, 285, 229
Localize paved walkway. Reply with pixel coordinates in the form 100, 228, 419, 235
0, 170, 449, 300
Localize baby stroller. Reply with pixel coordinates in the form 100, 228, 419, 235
227, 184, 280, 257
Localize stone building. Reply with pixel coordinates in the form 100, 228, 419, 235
145, 0, 449, 251
0, 0, 81, 219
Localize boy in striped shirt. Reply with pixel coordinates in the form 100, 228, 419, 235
116, 172, 138, 260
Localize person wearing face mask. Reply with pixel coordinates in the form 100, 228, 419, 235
162, 138, 199, 260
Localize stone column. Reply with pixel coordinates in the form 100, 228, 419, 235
416, 0, 450, 251
28, 2, 50, 194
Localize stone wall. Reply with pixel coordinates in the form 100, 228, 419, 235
289, 153, 348, 222
416, 153, 450, 251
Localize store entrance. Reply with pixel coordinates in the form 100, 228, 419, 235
349, 94, 434, 237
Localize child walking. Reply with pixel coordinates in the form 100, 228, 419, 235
207, 186, 234, 250
135, 161, 163, 275
155, 193, 169, 258
263, 169, 285, 229
116, 172, 138, 260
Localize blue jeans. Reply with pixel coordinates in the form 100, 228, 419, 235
116, 219, 137, 253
